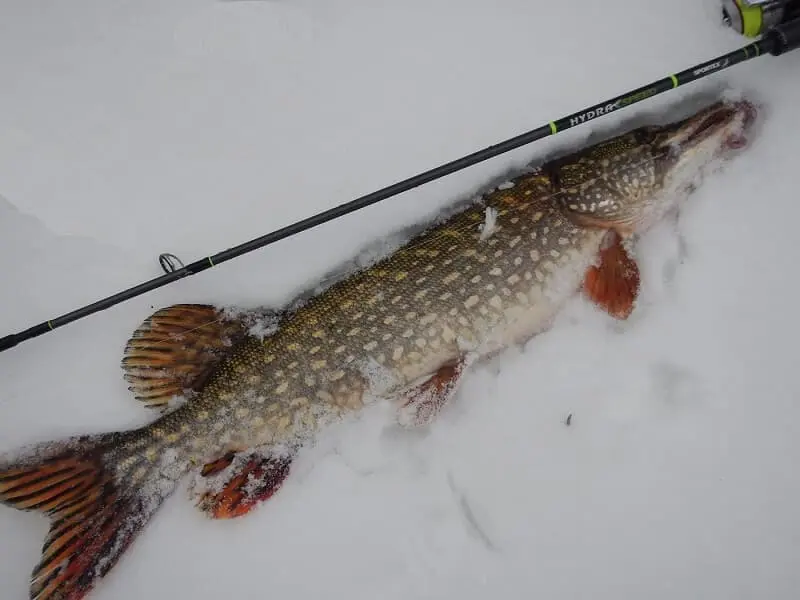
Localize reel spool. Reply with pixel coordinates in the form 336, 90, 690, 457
721, 0, 800, 37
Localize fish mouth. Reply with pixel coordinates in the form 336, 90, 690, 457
725, 100, 757, 149
685, 100, 756, 150
664, 99, 758, 153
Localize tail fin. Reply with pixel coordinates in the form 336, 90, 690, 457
0, 433, 179, 600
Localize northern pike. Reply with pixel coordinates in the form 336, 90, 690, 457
0, 97, 756, 599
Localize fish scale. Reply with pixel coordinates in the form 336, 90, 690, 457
143, 168, 609, 465
111, 131, 704, 465
0, 98, 756, 600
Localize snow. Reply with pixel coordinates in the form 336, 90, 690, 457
1, 0, 799, 598
479, 206, 498, 241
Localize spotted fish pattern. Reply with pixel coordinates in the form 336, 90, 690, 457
146, 173, 608, 460
0, 98, 757, 600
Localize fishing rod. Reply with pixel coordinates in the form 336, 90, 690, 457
1, 17, 798, 355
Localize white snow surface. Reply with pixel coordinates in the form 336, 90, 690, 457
1, 0, 799, 598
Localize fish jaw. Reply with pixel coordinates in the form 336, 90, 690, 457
551, 99, 758, 236
650, 99, 756, 209
657, 99, 757, 156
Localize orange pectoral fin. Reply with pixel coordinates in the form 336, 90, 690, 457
583, 231, 640, 320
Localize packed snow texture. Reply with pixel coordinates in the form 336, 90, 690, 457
1, 0, 799, 599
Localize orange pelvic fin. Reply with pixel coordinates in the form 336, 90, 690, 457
0, 434, 173, 600
583, 231, 640, 320
195, 450, 294, 519
397, 356, 472, 427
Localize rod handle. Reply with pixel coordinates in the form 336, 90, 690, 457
766, 16, 800, 55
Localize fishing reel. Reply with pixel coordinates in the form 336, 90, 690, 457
721, 0, 800, 37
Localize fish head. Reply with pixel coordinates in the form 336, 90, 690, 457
650, 98, 756, 186
553, 99, 757, 233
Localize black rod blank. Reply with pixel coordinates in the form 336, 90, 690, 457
0, 33, 788, 354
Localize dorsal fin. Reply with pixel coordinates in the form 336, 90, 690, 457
121, 304, 253, 410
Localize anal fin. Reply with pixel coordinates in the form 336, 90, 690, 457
200, 450, 239, 478
583, 231, 640, 320
194, 449, 294, 519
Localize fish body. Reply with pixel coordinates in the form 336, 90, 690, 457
0, 98, 756, 600
148, 179, 608, 462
